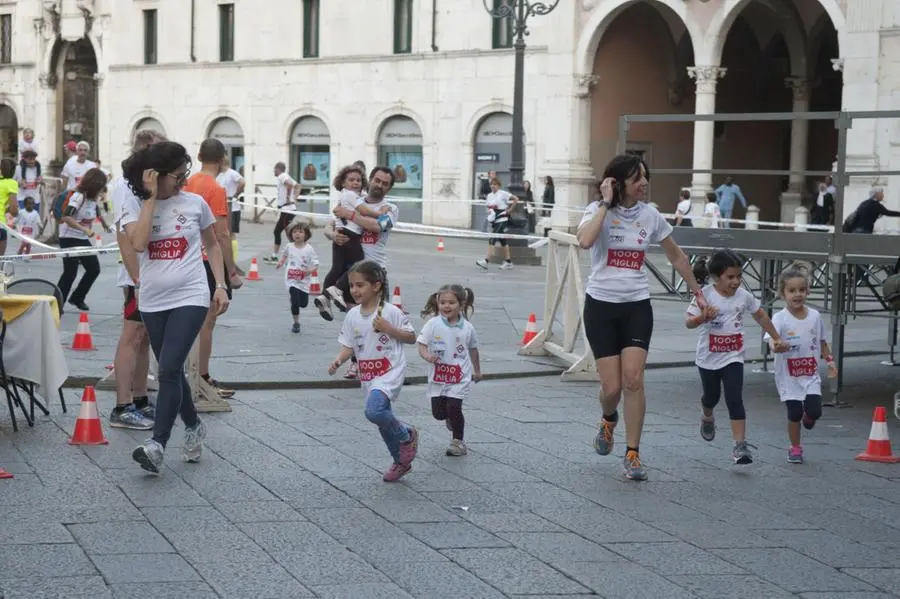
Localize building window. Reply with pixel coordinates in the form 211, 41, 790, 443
492, 0, 513, 49
143, 9, 157, 65
0, 14, 11, 64
394, 0, 412, 54
219, 3, 234, 62
303, 0, 319, 58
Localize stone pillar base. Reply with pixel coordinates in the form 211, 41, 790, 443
779, 191, 803, 226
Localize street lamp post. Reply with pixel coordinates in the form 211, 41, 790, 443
482, 0, 560, 202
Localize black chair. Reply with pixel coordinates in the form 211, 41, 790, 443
4, 279, 68, 416
0, 320, 31, 431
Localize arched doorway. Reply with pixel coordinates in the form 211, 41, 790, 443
134, 117, 166, 138
289, 116, 331, 192
0, 105, 17, 161
471, 111, 521, 227
208, 117, 244, 171
377, 115, 424, 222
589, 2, 696, 209
55, 39, 98, 162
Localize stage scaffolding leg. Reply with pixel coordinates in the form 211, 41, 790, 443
754, 258, 773, 374
881, 312, 899, 366
827, 262, 852, 408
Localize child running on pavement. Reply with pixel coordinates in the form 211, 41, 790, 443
328, 260, 419, 481
418, 284, 482, 456
15, 197, 42, 254
764, 261, 838, 464
687, 249, 787, 464
276, 221, 318, 334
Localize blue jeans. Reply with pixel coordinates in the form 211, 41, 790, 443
721, 207, 734, 228
141, 305, 208, 447
364, 390, 410, 463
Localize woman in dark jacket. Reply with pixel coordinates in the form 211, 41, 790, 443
541, 176, 555, 217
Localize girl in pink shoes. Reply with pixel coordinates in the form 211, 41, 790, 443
417, 284, 482, 456
765, 261, 838, 464
687, 249, 786, 465
328, 260, 419, 481
276, 221, 318, 334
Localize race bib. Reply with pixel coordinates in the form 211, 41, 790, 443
787, 357, 818, 377
23, 181, 37, 189
358, 357, 392, 381
20, 226, 32, 235
607, 249, 644, 270
361, 230, 379, 245
148, 237, 188, 260
709, 333, 743, 353
79, 219, 94, 226
433, 363, 463, 384
287, 268, 306, 281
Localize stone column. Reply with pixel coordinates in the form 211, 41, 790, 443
779, 77, 810, 224
547, 73, 600, 232
686, 66, 727, 227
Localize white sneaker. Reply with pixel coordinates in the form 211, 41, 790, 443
132, 439, 165, 474
499, 261, 514, 270
475, 259, 488, 270
183, 420, 207, 463
446, 439, 468, 456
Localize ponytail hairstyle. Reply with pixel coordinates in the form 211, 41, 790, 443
692, 257, 709, 286
348, 260, 390, 316
421, 284, 476, 319
76, 168, 109, 199
121, 141, 191, 200
778, 260, 812, 296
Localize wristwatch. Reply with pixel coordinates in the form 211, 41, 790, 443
215, 283, 227, 290
599, 200, 611, 209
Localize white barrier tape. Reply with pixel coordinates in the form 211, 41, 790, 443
0, 246, 120, 262
234, 200, 547, 242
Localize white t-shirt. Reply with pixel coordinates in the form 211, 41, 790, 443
59, 192, 97, 240
765, 307, 828, 402
217, 169, 244, 212
417, 316, 479, 400
687, 285, 761, 370
360, 199, 399, 269
338, 303, 414, 400
704, 202, 721, 228
282, 244, 319, 293
334, 189, 365, 235
676, 199, 691, 219
119, 191, 217, 313
276, 172, 297, 207
61, 157, 98, 191
15, 210, 42, 238
18, 139, 38, 161
579, 201, 673, 303
111, 179, 138, 288
13, 165, 41, 202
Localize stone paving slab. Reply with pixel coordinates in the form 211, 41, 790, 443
1, 358, 899, 598
11, 221, 896, 386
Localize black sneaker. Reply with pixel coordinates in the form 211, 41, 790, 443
69, 300, 90, 311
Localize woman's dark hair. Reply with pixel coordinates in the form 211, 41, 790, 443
679, 189, 691, 200
693, 249, 742, 286
545, 175, 554, 188
600, 154, 650, 208
0, 158, 14, 179
421, 284, 475, 319
77, 168, 110, 198
333, 164, 366, 192
121, 141, 191, 200
348, 260, 390, 308
706, 191, 717, 202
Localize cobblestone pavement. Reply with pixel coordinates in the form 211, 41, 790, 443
1, 359, 899, 598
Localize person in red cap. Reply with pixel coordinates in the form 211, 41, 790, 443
64, 141, 77, 160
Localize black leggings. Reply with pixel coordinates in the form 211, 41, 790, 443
289, 287, 309, 316
786, 395, 823, 422
57, 237, 100, 304
431, 396, 465, 440
324, 230, 363, 303
273, 210, 294, 247
698, 362, 746, 420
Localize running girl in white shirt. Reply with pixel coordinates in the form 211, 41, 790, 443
704, 191, 722, 228
328, 260, 419, 482
15, 197, 42, 255
276, 221, 318, 333
764, 261, 838, 464
417, 284, 481, 456
686, 249, 786, 464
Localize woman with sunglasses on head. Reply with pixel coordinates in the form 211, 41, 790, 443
118, 141, 230, 475
577, 154, 706, 481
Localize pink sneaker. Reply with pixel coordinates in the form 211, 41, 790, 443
398, 426, 418, 466
383, 462, 411, 482
787, 445, 804, 464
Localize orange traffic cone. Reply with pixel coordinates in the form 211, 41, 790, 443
520, 313, 538, 346
68, 386, 108, 445
72, 312, 96, 351
94, 233, 102, 247
247, 258, 262, 281
0, 466, 12, 479
856, 406, 900, 463
392, 286, 404, 311
437, 238, 445, 252
309, 269, 321, 295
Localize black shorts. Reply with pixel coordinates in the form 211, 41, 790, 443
231, 210, 240, 234
489, 221, 508, 247
123, 286, 142, 322
0, 228, 6, 242
583, 295, 653, 359
205, 260, 233, 301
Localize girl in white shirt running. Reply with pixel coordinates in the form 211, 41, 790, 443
764, 261, 838, 464
686, 249, 786, 464
276, 221, 318, 333
15, 197, 42, 255
328, 260, 419, 482
417, 284, 481, 457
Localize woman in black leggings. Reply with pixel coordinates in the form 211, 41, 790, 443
57, 168, 112, 311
